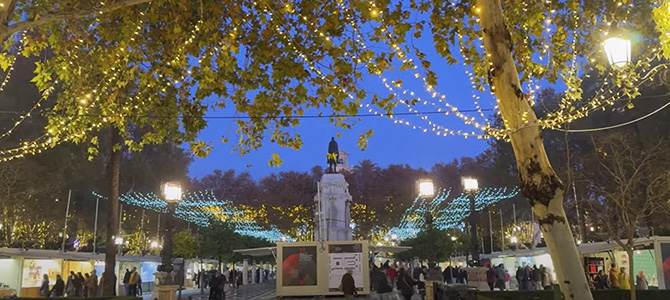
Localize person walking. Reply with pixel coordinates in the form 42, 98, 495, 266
495, 264, 506, 291
532, 265, 542, 290
609, 263, 620, 289
340, 269, 357, 300
619, 267, 630, 290
417, 267, 427, 300
486, 264, 496, 291
88, 270, 98, 297
209, 271, 222, 300
39, 274, 50, 297
636, 270, 648, 290
123, 269, 131, 296
51, 275, 65, 297
519, 263, 531, 291
65, 272, 75, 297
128, 267, 140, 296
83, 274, 90, 297
515, 266, 523, 290
396, 268, 416, 300
76, 273, 85, 297
443, 265, 453, 284
593, 270, 607, 289
374, 268, 393, 300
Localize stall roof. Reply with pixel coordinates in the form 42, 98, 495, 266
233, 247, 277, 257
370, 245, 411, 254
478, 236, 670, 260
0, 248, 211, 263
233, 243, 411, 258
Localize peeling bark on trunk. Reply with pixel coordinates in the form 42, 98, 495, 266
476, 0, 593, 299
103, 127, 122, 296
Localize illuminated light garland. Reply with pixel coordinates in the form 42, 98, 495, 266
385, 187, 519, 241
540, 56, 669, 129
0, 8, 202, 163
275, 2, 499, 140
103, 190, 292, 242
0, 85, 55, 142
0, 33, 25, 94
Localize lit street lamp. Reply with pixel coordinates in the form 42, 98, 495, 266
114, 237, 123, 245
463, 177, 480, 265
157, 182, 182, 277
603, 22, 631, 68
150, 241, 159, 249
417, 178, 437, 263
418, 179, 435, 198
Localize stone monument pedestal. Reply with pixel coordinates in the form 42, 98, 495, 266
314, 173, 352, 241
151, 271, 178, 300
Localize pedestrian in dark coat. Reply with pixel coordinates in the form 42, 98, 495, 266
396, 268, 416, 300
341, 270, 357, 300
39, 274, 50, 297
209, 271, 222, 300
374, 269, 393, 294
51, 275, 65, 297
444, 266, 453, 284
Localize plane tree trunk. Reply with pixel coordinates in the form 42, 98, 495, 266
476, 0, 593, 299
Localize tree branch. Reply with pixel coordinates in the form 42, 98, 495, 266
0, 0, 152, 46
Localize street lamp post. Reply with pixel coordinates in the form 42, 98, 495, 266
417, 178, 435, 263
152, 182, 182, 300
463, 177, 480, 265
158, 182, 182, 276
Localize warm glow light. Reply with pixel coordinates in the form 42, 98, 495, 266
162, 182, 183, 203
114, 237, 123, 245
150, 241, 159, 248
577, 239, 583, 245
451, 236, 457, 241
418, 179, 435, 198
510, 236, 518, 244
590, 226, 595, 232
603, 24, 631, 68
391, 234, 398, 240
462, 177, 479, 193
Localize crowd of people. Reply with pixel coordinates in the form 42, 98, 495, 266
590, 263, 649, 290
38, 270, 100, 298
514, 263, 553, 291
194, 267, 274, 290
365, 260, 471, 300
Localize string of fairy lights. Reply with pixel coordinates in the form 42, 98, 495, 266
0, 1, 667, 163
95, 190, 292, 242
0, 6, 202, 163
385, 187, 519, 241
97, 184, 517, 244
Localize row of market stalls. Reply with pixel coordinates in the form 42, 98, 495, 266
0, 249, 219, 297
444, 236, 670, 290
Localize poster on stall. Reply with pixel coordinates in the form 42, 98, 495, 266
281, 245, 317, 286
328, 243, 363, 292
22, 259, 60, 288
661, 243, 670, 289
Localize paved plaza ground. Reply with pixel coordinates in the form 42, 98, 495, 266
143, 281, 424, 300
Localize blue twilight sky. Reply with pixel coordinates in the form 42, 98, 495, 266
188, 17, 516, 179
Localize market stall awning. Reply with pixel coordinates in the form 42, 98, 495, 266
233, 247, 277, 258
369, 245, 411, 254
